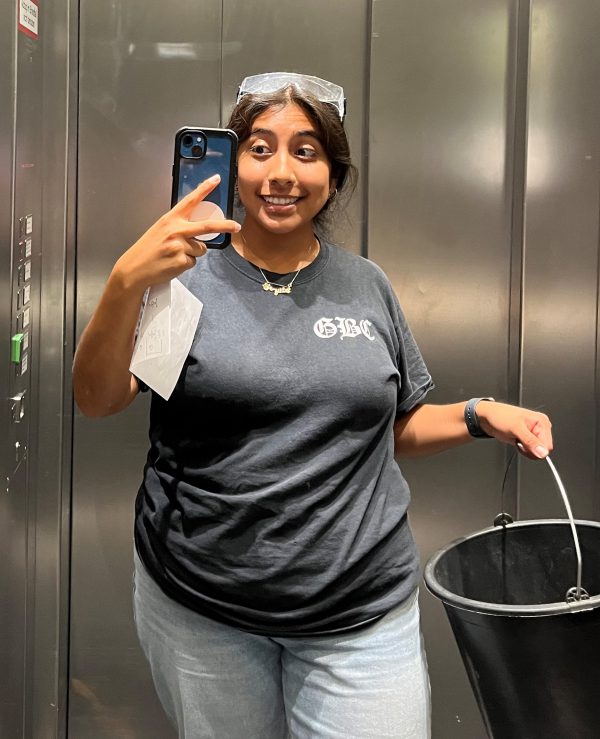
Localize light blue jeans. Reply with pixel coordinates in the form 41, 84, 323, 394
133, 552, 431, 739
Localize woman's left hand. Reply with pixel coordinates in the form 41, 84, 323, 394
475, 401, 553, 460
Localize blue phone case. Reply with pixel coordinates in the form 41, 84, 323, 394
171, 127, 238, 249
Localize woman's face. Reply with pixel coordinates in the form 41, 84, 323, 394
236, 103, 335, 236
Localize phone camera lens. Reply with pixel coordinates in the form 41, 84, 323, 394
191, 145, 203, 157
182, 134, 193, 147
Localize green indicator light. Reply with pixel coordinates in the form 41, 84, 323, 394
11, 333, 24, 363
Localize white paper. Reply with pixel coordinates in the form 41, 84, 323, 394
130, 279, 203, 400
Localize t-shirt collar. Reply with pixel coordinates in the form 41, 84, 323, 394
221, 237, 329, 285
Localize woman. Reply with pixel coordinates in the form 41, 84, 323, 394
73, 73, 553, 739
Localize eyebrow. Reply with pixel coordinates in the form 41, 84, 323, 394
250, 127, 322, 142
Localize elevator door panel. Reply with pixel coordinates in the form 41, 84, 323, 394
519, 0, 600, 522
69, 1, 600, 737
70, 2, 369, 736
368, 1, 518, 735
70, 1, 221, 736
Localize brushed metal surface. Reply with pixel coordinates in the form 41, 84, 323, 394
70, 1, 222, 736
1, 1, 76, 736
221, 0, 369, 255
71, 2, 368, 736
0, 0, 16, 502
1, 1, 37, 735
519, 0, 600, 523
58, 3, 80, 736
26, 0, 77, 736
369, 1, 520, 735
67, 0, 600, 737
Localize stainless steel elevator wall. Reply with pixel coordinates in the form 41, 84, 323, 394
369, 2, 517, 734
63, 1, 600, 738
71, 5, 222, 735
1, 0, 74, 736
71, 2, 369, 737
221, 0, 369, 254
0, 6, 25, 736
519, 0, 600, 522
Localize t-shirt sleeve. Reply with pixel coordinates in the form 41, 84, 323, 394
391, 293, 434, 416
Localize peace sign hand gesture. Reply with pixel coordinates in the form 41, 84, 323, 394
113, 174, 241, 296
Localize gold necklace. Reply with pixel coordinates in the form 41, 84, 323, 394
239, 233, 317, 296
258, 266, 301, 296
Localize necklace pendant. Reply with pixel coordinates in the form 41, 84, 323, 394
273, 284, 292, 296
262, 282, 276, 292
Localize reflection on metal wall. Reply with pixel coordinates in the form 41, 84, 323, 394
519, 0, 600, 522
44, 0, 600, 738
0, 5, 26, 737
31, 0, 77, 734
0, 0, 74, 736
369, 2, 518, 735
369, 0, 600, 734
0, 2, 44, 735
70, 2, 369, 737
70, 2, 222, 736
221, 0, 369, 254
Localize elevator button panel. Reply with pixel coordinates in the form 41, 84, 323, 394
8, 213, 34, 475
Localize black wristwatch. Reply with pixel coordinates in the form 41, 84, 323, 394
464, 397, 495, 438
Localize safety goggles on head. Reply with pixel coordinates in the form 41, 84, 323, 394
237, 72, 346, 122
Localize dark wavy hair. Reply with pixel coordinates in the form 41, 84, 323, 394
226, 85, 358, 234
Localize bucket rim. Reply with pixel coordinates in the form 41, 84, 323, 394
423, 518, 600, 617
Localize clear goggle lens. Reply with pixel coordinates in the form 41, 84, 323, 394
237, 72, 346, 122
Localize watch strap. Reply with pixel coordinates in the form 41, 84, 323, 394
464, 397, 495, 438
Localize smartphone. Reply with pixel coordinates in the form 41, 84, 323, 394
171, 127, 238, 248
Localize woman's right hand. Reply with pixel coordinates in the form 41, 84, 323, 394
73, 175, 240, 417
111, 174, 241, 294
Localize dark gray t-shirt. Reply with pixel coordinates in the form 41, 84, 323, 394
134, 241, 433, 636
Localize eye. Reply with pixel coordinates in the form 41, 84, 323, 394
249, 143, 271, 155
296, 146, 317, 159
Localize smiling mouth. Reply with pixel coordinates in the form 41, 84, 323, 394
260, 195, 301, 205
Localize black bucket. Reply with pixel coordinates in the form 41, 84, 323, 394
424, 518, 600, 739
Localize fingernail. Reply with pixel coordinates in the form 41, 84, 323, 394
207, 174, 220, 183
534, 445, 549, 459
233, 223, 241, 231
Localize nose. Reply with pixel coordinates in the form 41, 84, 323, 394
268, 150, 296, 187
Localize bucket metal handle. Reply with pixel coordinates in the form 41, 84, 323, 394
498, 450, 590, 603
545, 456, 589, 602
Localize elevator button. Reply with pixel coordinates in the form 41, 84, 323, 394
11, 391, 26, 423
11, 333, 24, 363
